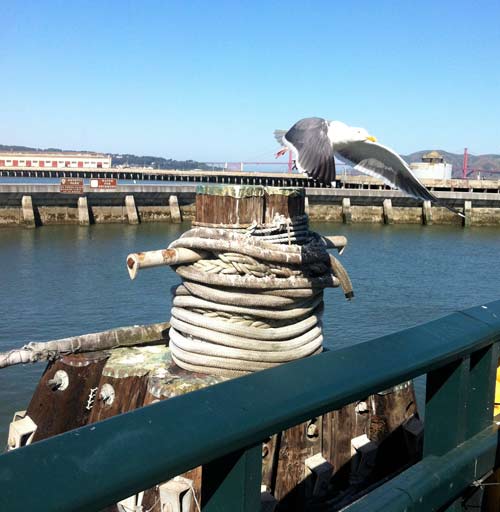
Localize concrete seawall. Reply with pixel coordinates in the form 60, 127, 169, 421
1, 183, 500, 228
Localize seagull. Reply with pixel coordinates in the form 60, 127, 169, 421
274, 117, 463, 216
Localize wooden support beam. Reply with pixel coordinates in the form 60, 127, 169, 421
342, 197, 352, 224
169, 195, 182, 223
125, 195, 139, 225
382, 199, 393, 225
77, 196, 90, 226
21, 195, 36, 228
422, 200, 432, 226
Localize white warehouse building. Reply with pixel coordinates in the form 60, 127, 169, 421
0, 152, 111, 170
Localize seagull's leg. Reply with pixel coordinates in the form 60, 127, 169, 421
275, 148, 288, 158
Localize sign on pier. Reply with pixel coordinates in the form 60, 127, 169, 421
59, 178, 84, 194
90, 178, 117, 190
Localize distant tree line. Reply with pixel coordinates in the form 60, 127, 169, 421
111, 154, 214, 170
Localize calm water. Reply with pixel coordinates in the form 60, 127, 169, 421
1, 222, 500, 444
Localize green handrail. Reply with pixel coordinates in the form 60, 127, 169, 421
1, 301, 500, 511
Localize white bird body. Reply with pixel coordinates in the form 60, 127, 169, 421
275, 117, 463, 216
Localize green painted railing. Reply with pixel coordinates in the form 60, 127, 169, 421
1, 301, 500, 511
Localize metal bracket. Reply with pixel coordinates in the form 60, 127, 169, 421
158, 476, 194, 512
304, 453, 333, 498
99, 383, 115, 406
350, 434, 378, 486
7, 411, 37, 450
47, 370, 69, 391
261, 486, 278, 512
117, 491, 144, 512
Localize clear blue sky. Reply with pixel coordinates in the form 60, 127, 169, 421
2, 0, 499, 161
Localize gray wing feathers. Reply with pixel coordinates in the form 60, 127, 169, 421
284, 117, 335, 183
336, 141, 438, 202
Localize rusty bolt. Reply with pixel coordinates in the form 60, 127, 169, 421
307, 422, 319, 438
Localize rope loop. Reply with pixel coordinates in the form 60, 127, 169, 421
168, 218, 344, 376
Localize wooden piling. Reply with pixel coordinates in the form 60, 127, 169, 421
194, 185, 265, 227
25, 352, 109, 442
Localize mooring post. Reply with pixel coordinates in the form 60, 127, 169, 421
21, 195, 36, 228
342, 197, 352, 224
125, 195, 139, 225
169, 195, 182, 223
463, 200, 472, 227
304, 195, 310, 216
382, 198, 393, 225
77, 196, 90, 226
422, 200, 433, 226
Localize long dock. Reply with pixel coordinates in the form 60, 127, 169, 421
1, 177, 500, 227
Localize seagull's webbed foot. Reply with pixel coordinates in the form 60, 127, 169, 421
275, 148, 288, 158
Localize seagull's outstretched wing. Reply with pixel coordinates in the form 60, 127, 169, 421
284, 117, 335, 183
337, 141, 464, 216
336, 140, 438, 202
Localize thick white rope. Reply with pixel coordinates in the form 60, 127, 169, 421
167, 218, 344, 376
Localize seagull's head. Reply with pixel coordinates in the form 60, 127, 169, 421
328, 121, 377, 146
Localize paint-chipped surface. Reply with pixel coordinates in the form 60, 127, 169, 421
102, 345, 170, 378
147, 351, 227, 399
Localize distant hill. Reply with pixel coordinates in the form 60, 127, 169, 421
0, 144, 214, 171
403, 150, 500, 178
2, 144, 499, 176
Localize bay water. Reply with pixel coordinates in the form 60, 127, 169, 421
1, 222, 499, 445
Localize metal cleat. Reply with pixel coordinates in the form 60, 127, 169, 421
7, 411, 37, 450
305, 453, 333, 498
158, 476, 194, 512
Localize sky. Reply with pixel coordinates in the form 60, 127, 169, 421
1, 0, 500, 162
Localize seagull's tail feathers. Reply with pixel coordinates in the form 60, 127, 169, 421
273, 129, 287, 146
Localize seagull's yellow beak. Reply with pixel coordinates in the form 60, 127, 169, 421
366, 135, 377, 142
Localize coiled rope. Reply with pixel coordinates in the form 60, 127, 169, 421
168, 215, 351, 377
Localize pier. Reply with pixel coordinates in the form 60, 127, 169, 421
2, 176, 500, 227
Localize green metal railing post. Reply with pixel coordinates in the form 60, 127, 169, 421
424, 357, 470, 458
424, 358, 472, 511
202, 445, 262, 511
467, 343, 499, 437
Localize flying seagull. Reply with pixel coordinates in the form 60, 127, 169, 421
274, 117, 463, 216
